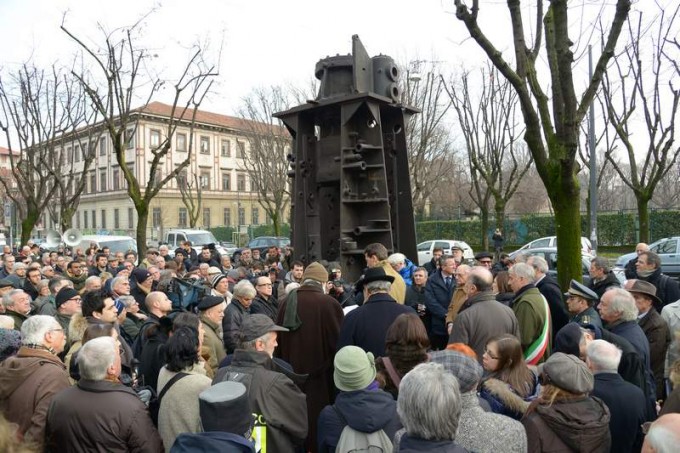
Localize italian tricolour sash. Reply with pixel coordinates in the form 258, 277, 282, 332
524, 294, 551, 365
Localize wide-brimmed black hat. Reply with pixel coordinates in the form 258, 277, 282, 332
355, 267, 395, 291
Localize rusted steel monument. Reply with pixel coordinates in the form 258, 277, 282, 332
275, 35, 419, 282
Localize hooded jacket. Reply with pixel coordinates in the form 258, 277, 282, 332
170, 432, 256, 453
479, 373, 540, 421
521, 397, 611, 453
317, 388, 402, 453
0, 346, 70, 447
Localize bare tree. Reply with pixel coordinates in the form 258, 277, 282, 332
62, 15, 219, 255
402, 62, 456, 217
0, 64, 86, 244
448, 63, 533, 249
177, 172, 203, 228
453, 0, 631, 288
237, 86, 292, 236
600, 6, 680, 242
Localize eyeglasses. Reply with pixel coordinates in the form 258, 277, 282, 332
68, 297, 82, 303
49, 328, 64, 334
479, 260, 492, 265
483, 348, 500, 360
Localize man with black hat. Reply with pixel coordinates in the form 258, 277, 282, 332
54, 286, 82, 334
337, 267, 414, 357
627, 279, 671, 401
564, 279, 602, 329
199, 295, 227, 374
130, 268, 154, 308
475, 251, 494, 270
213, 314, 307, 453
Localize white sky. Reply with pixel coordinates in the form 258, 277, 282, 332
0, 0, 675, 153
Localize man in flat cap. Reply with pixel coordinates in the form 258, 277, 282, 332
198, 295, 227, 374
213, 314, 307, 453
337, 267, 414, 357
565, 279, 602, 329
475, 252, 494, 270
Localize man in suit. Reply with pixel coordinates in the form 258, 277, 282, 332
424, 255, 456, 350
527, 255, 569, 341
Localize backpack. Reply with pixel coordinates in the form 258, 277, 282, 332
333, 406, 393, 453
132, 318, 159, 359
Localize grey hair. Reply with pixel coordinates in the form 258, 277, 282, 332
387, 253, 406, 266
366, 280, 392, 294
233, 280, 257, 299
2, 289, 24, 309
84, 276, 101, 288
528, 255, 549, 274
586, 339, 622, 372
118, 295, 137, 309
645, 417, 680, 453
13, 263, 27, 271
36, 279, 50, 292
78, 336, 117, 381
110, 276, 128, 291
509, 262, 536, 282
285, 282, 300, 296
591, 256, 610, 273
239, 332, 272, 351
605, 288, 639, 321
49, 276, 71, 294
20, 315, 61, 346
398, 362, 462, 441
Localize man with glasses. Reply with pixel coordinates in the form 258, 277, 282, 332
446, 264, 471, 333
250, 275, 279, 321
54, 287, 82, 335
475, 252, 494, 270
0, 315, 69, 449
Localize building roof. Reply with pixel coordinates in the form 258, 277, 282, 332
0, 146, 20, 156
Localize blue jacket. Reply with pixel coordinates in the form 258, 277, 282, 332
337, 293, 415, 357
424, 270, 456, 336
398, 259, 417, 287
170, 432, 255, 453
317, 388, 402, 453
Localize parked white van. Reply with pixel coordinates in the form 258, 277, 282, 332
75, 235, 137, 254
163, 229, 226, 257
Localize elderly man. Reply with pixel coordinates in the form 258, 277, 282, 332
213, 314, 307, 452
364, 243, 406, 304
509, 263, 551, 364
397, 362, 467, 451
0, 315, 69, 448
588, 256, 621, 299
475, 252, 494, 270
388, 252, 417, 287
158, 244, 171, 262
445, 264, 471, 331
337, 267, 414, 357
565, 279, 603, 329
625, 242, 649, 279
276, 262, 344, 452
641, 413, 680, 453
54, 287, 82, 334
223, 280, 256, 354
250, 275, 278, 321
83, 275, 102, 294
7, 262, 27, 289
635, 251, 680, 310
448, 267, 520, 361
405, 266, 430, 327
425, 255, 457, 350
626, 280, 671, 401
110, 275, 131, 298
45, 336, 162, 451
661, 299, 680, 387
3, 289, 32, 330
198, 295, 227, 373
528, 255, 569, 339
587, 339, 647, 453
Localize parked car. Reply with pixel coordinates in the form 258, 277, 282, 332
511, 247, 595, 284
233, 236, 291, 262
613, 236, 680, 279
162, 229, 227, 258
514, 236, 594, 256
416, 240, 475, 266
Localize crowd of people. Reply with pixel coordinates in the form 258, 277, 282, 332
1, 238, 680, 452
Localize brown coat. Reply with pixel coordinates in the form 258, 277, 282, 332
446, 286, 469, 324
0, 346, 70, 447
275, 284, 344, 453
638, 308, 671, 400
378, 260, 407, 304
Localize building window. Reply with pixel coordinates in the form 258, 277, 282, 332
84, 210, 88, 229
221, 173, 230, 191
252, 207, 259, 225
237, 174, 246, 191
91, 210, 97, 229
66, 146, 72, 162
203, 208, 211, 228
178, 208, 188, 228
200, 171, 210, 189
176, 133, 187, 152
200, 136, 210, 154
128, 208, 134, 229
251, 178, 258, 193
114, 208, 120, 229
89, 172, 96, 193
152, 207, 161, 228
223, 208, 231, 226
99, 137, 107, 156
74, 144, 81, 163
76, 211, 81, 229
101, 209, 107, 229
150, 130, 161, 149
236, 140, 246, 158
221, 139, 230, 157
112, 167, 120, 190
238, 207, 246, 226
99, 170, 107, 192
125, 128, 135, 149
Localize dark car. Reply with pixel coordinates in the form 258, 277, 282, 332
233, 236, 290, 262
510, 247, 595, 284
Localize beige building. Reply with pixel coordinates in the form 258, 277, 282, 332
47, 102, 287, 241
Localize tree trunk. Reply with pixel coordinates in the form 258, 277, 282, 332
550, 170, 582, 290
271, 211, 281, 237
637, 195, 650, 243
21, 208, 40, 245
60, 206, 76, 232
135, 203, 149, 258
480, 208, 490, 251
494, 199, 506, 231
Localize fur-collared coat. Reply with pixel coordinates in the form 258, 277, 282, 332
479, 374, 540, 421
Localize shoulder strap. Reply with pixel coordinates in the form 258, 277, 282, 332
381, 357, 402, 388
158, 372, 189, 402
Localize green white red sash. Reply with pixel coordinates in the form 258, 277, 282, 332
524, 294, 551, 365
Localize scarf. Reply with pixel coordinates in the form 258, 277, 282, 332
281, 288, 302, 331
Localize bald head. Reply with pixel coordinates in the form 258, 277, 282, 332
145, 291, 171, 316
642, 413, 680, 453
636, 243, 649, 255
467, 267, 493, 293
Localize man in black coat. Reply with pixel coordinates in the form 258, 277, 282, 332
527, 255, 569, 340
588, 256, 621, 300
337, 267, 414, 357
624, 243, 648, 279
423, 247, 444, 276
635, 251, 680, 311
424, 255, 456, 350
587, 339, 647, 452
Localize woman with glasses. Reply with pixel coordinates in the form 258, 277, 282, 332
478, 334, 540, 420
